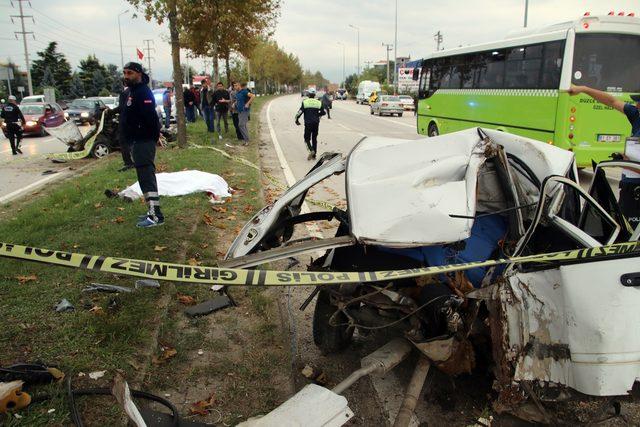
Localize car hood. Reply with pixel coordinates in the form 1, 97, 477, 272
67, 107, 93, 114
23, 114, 44, 122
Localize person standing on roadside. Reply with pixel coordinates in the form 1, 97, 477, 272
212, 81, 230, 141
200, 80, 214, 132
193, 85, 201, 119
114, 83, 134, 171
183, 85, 196, 123
229, 81, 243, 140
569, 85, 640, 229
295, 87, 325, 160
0, 95, 25, 155
321, 90, 332, 119
121, 62, 164, 228
162, 87, 172, 129
236, 82, 255, 146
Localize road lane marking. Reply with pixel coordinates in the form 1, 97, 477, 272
333, 103, 416, 129
336, 122, 366, 137
266, 100, 323, 238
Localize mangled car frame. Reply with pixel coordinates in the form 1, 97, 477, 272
224, 127, 640, 423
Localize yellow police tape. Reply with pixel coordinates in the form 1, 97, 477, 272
191, 144, 337, 211
1, 241, 638, 287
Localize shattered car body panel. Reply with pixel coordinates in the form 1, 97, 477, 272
225, 127, 640, 420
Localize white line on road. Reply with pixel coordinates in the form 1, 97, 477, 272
333, 103, 416, 129
266, 100, 323, 238
336, 122, 366, 138
0, 170, 69, 205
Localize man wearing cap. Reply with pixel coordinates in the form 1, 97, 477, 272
569, 85, 640, 229
121, 62, 164, 228
0, 95, 25, 155
295, 88, 325, 160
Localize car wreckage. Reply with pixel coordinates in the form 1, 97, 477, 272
223, 128, 640, 423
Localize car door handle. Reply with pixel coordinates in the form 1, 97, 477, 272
621, 273, 640, 287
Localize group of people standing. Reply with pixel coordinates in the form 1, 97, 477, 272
199, 80, 254, 145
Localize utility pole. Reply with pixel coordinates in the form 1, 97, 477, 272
143, 39, 155, 87
364, 61, 373, 69
382, 43, 393, 86
434, 31, 443, 51
524, 0, 529, 27
337, 42, 345, 87
349, 24, 360, 76
393, 0, 398, 94
117, 9, 129, 70
11, 0, 34, 96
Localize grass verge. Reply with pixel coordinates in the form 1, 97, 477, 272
0, 95, 290, 425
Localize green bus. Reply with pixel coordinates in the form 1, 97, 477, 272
416, 14, 640, 167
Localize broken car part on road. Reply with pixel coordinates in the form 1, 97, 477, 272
224, 127, 640, 424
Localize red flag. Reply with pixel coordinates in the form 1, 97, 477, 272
136, 48, 144, 60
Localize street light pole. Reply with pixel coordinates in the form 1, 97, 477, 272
118, 9, 129, 69
349, 24, 360, 76
524, 0, 529, 27
393, 0, 398, 94
382, 43, 393, 86
337, 42, 345, 87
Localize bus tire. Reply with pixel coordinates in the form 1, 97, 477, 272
428, 122, 439, 137
398, 113, 403, 117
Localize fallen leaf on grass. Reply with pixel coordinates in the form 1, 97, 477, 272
94, 202, 103, 209
177, 293, 196, 305
189, 393, 217, 416
202, 213, 215, 226
113, 216, 125, 224
187, 258, 200, 266
116, 207, 125, 211
212, 206, 227, 213
16, 275, 37, 284
154, 245, 167, 252
225, 215, 237, 221
89, 305, 104, 315
152, 342, 177, 364
200, 243, 209, 249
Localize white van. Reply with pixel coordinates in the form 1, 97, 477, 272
21, 95, 46, 103
356, 80, 381, 105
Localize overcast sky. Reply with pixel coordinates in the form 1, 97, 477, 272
1, 0, 638, 84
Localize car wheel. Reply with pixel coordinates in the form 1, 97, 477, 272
92, 142, 110, 158
370, 108, 374, 115
313, 288, 353, 354
428, 122, 439, 137
398, 113, 403, 117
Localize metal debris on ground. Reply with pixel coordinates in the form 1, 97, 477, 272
183, 295, 232, 318
82, 283, 133, 293
301, 364, 328, 386
135, 279, 160, 289
54, 299, 74, 312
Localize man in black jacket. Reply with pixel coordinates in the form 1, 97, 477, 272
184, 86, 196, 123
0, 95, 25, 155
112, 84, 134, 171
121, 62, 163, 228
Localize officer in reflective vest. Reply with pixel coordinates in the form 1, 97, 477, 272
0, 95, 25, 155
295, 88, 325, 160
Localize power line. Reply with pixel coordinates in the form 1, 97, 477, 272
32, 18, 121, 56
10, 0, 34, 95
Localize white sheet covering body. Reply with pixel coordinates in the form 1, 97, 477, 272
119, 170, 232, 200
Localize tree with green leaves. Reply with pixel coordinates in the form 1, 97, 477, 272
41, 67, 55, 88
106, 63, 123, 94
127, 0, 187, 147
91, 69, 106, 96
30, 42, 72, 96
78, 55, 108, 96
69, 72, 85, 98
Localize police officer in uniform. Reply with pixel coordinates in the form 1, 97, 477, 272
569, 85, 640, 229
0, 95, 25, 155
121, 62, 164, 228
295, 88, 325, 160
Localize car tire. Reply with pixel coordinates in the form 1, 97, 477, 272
428, 122, 439, 137
398, 113, 403, 117
91, 142, 110, 158
313, 288, 353, 354
370, 108, 374, 115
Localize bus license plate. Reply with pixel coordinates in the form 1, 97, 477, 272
597, 134, 621, 143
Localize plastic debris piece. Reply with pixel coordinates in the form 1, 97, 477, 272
0, 381, 31, 414
55, 299, 75, 312
47, 408, 55, 414
184, 296, 232, 318
135, 279, 160, 289
89, 371, 106, 380
197, 349, 204, 356
83, 283, 133, 293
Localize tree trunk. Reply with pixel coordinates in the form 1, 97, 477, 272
212, 45, 219, 84
224, 53, 231, 87
168, 0, 187, 148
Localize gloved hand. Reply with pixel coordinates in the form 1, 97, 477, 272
295, 120, 300, 126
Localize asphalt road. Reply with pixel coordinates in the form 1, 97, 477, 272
0, 124, 91, 202
259, 95, 628, 426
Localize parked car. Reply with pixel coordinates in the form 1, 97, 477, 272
223, 128, 640, 424
66, 98, 106, 125
20, 94, 46, 104
398, 95, 415, 111
370, 95, 404, 117
335, 89, 348, 100
1, 102, 66, 137
100, 96, 118, 110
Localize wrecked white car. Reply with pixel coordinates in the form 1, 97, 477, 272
224, 128, 640, 423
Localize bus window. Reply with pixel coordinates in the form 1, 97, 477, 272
505, 44, 542, 89
540, 40, 564, 88
572, 34, 640, 92
476, 50, 505, 89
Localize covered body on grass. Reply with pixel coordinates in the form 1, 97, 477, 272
225, 127, 640, 423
